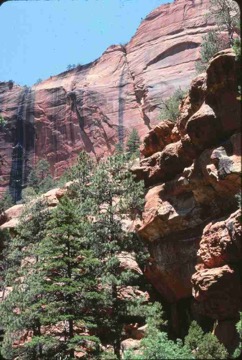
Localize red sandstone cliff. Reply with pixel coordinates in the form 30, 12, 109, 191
1, 47, 241, 352
133, 48, 241, 350
0, 0, 214, 200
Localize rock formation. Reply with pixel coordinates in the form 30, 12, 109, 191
0, 48, 240, 352
0, 0, 214, 200
133, 48, 241, 350
0, 0, 241, 354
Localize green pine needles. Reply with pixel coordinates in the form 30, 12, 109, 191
0, 152, 146, 359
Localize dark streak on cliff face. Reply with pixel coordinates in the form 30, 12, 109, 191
0, 0, 214, 193
9, 88, 35, 202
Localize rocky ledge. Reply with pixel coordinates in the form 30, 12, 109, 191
133, 48, 241, 350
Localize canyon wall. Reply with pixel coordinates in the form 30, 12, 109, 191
133, 48, 241, 350
1, 48, 241, 352
0, 0, 214, 200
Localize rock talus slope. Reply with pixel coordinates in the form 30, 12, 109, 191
0, 0, 214, 199
133, 48, 241, 350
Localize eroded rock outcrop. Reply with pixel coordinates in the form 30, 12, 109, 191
134, 48, 241, 349
0, 0, 214, 199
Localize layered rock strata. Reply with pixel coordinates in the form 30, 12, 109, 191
133, 49, 241, 349
0, 0, 214, 199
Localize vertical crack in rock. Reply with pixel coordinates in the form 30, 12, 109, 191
121, 45, 151, 131
67, 90, 97, 158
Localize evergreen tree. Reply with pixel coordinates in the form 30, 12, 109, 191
196, 0, 240, 73
208, 0, 240, 47
126, 129, 140, 159
0, 199, 51, 359
34, 195, 101, 359
195, 31, 228, 73
89, 154, 145, 359
185, 321, 228, 359
27, 159, 55, 195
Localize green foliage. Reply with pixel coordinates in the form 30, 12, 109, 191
184, 321, 204, 352
0, 199, 51, 359
124, 303, 193, 360
125, 332, 193, 360
0, 190, 13, 215
195, 30, 228, 73
232, 36, 241, 98
208, 0, 240, 47
159, 88, 186, 122
0, 115, 7, 129
126, 129, 141, 159
233, 312, 242, 358
27, 159, 55, 195
34, 196, 102, 358
34, 78, 42, 85
21, 186, 37, 202
196, 0, 240, 72
233, 37, 241, 61
87, 153, 146, 358
67, 64, 76, 70
115, 142, 124, 155
185, 321, 228, 359
0, 152, 146, 359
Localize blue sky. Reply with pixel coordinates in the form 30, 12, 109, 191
0, 0, 170, 86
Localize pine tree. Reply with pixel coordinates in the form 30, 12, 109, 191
0, 199, 51, 359
185, 321, 228, 359
34, 195, 101, 359
88, 154, 145, 359
196, 0, 240, 73
126, 129, 140, 159
207, 0, 240, 47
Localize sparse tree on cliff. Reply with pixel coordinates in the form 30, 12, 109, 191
208, 0, 240, 47
159, 88, 186, 122
196, 0, 240, 72
195, 30, 228, 73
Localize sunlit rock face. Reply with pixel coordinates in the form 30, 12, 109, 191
134, 48, 241, 350
0, 0, 213, 199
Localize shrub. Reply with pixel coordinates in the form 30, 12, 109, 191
185, 321, 228, 359
0, 115, 7, 129
195, 30, 228, 73
159, 88, 186, 122
0, 190, 13, 215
